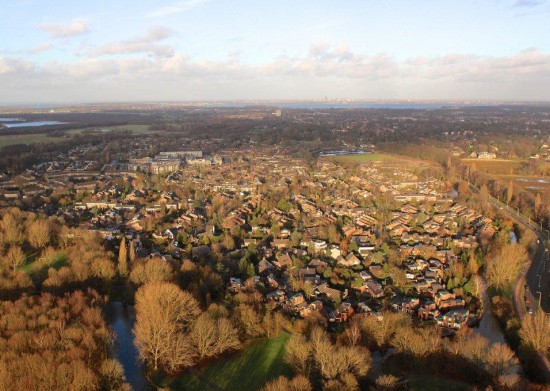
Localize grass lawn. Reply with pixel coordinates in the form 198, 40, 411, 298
162, 333, 291, 391
22, 251, 67, 276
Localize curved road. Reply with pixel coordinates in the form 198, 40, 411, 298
470, 183, 550, 381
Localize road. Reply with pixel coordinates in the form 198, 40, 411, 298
470, 183, 550, 380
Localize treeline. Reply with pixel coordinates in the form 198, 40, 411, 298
480, 222, 550, 383
0, 289, 128, 390
0, 208, 118, 299
0, 131, 138, 173
267, 311, 522, 390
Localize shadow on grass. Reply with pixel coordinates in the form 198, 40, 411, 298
159, 333, 292, 391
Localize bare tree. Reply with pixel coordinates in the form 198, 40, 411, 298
480, 184, 490, 205
310, 327, 333, 379
506, 180, 514, 205
285, 334, 312, 376
375, 374, 400, 389
359, 311, 410, 349
456, 331, 488, 368
128, 241, 136, 264
191, 313, 240, 359
0, 212, 24, 246
262, 375, 312, 391
3, 246, 25, 270
343, 319, 361, 346
130, 258, 173, 285
27, 219, 51, 250
485, 343, 517, 378
236, 304, 263, 338
519, 311, 550, 352
118, 237, 128, 277
134, 282, 201, 371
309, 327, 370, 381
486, 243, 528, 290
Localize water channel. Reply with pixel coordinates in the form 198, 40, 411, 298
104, 302, 152, 391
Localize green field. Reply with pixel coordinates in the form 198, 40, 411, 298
0, 133, 68, 148
67, 124, 152, 135
0, 124, 152, 148
162, 333, 291, 391
21, 251, 67, 277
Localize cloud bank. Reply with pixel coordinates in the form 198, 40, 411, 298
1, 43, 549, 103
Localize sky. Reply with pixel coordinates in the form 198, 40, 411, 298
1, 0, 550, 104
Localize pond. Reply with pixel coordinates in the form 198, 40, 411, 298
104, 302, 152, 391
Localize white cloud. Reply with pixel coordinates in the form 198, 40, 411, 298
513, 0, 543, 7
30, 43, 53, 54
0, 57, 34, 75
90, 27, 174, 58
148, 0, 212, 18
40, 19, 89, 39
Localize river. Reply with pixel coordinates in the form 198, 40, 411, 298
472, 277, 507, 344
472, 276, 521, 375
104, 302, 152, 391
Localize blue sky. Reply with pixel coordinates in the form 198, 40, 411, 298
1, 0, 550, 103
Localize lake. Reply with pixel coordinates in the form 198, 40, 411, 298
104, 302, 152, 391
1, 120, 67, 128
318, 149, 370, 156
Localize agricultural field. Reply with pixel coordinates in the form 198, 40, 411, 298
497, 175, 550, 197
460, 158, 550, 196
161, 333, 291, 391
328, 152, 399, 162
460, 158, 528, 175
0, 124, 152, 148
326, 153, 439, 176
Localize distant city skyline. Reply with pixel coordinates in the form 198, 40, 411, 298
1, 0, 550, 104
